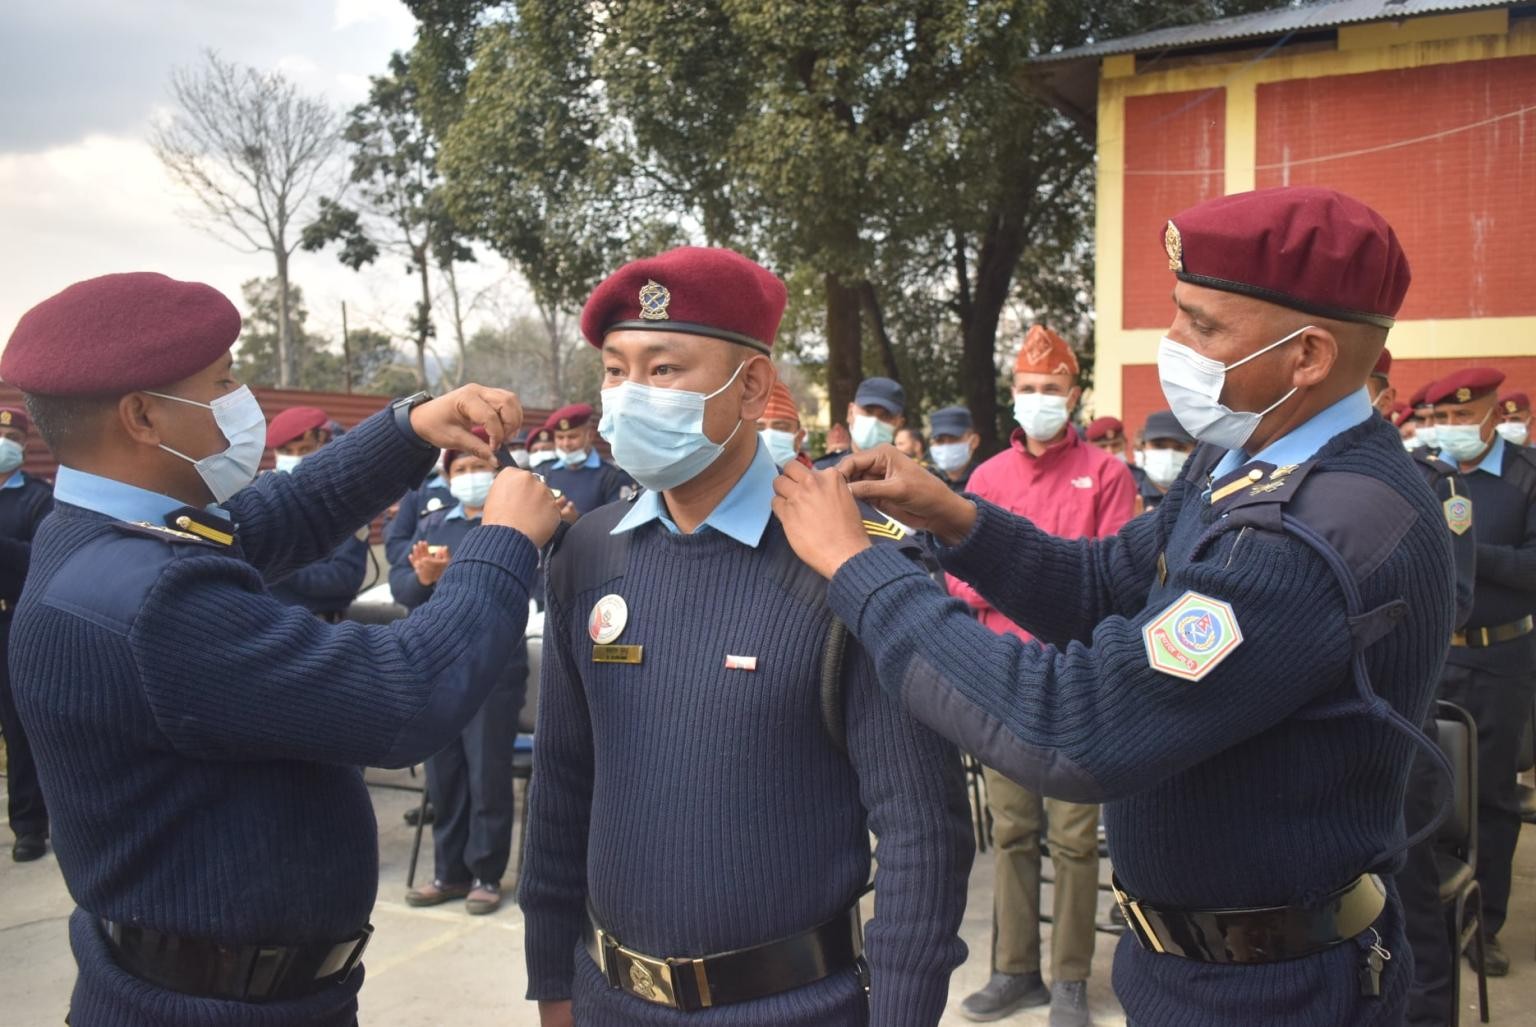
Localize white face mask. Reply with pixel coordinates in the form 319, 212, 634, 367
0, 437, 24, 474
930, 440, 972, 473
556, 447, 588, 467
1132, 448, 1146, 468
1141, 447, 1189, 488
850, 414, 895, 451
509, 449, 532, 470
1495, 421, 1529, 447
273, 452, 303, 474
1012, 393, 1070, 440
759, 428, 799, 467
449, 470, 496, 508
149, 385, 267, 503
1436, 411, 1493, 462
1403, 435, 1427, 452
529, 449, 559, 469
1157, 325, 1310, 452
599, 362, 745, 493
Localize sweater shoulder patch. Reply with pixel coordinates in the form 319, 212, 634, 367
37, 530, 183, 636
1142, 590, 1244, 682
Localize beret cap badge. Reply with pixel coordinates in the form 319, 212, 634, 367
637, 279, 671, 321
1457, 387, 1472, 403
0, 412, 11, 426
1164, 221, 1183, 272
1506, 400, 1518, 413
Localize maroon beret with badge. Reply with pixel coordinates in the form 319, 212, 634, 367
0, 406, 31, 434
546, 403, 593, 432
1389, 403, 1413, 428
580, 246, 787, 354
1424, 368, 1505, 406
442, 426, 491, 475
2, 272, 242, 396
1085, 416, 1124, 442
1500, 392, 1530, 416
265, 406, 330, 449
1163, 187, 1411, 329
530, 426, 555, 446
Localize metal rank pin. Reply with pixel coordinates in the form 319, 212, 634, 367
1210, 467, 1265, 504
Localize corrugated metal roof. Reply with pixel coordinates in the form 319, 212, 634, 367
1037, 0, 1514, 63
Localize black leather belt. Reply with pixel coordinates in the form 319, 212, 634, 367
100, 919, 372, 1003
584, 903, 864, 1011
1452, 615, 1534, 648
1111, 874, 1385, 963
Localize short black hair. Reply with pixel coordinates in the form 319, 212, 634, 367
23, 393, 114, 456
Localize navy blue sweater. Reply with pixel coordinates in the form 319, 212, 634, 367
520, 505, 972, 1025
10, 409, 537, 1026
0, 471, 53, 608
828, 415, 1454, 1027
268, 535, 369, 616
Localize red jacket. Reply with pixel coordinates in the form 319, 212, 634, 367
947, 427, 1136, 640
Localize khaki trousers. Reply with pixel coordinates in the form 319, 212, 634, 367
984, 768, 1099, 982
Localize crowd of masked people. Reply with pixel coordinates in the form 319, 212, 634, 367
0, 190, 1532, 1027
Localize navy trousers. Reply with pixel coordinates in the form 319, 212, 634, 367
426, 662, 523, 886
0, 624, 48, 838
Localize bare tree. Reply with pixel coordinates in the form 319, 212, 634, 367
151, 50, 340, 387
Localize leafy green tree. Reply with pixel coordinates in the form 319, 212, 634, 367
234, 278, 416, 394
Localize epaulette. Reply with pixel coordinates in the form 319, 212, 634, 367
109, 520, 224, 548
1208, 460, 1318, 517
418, 496, 448, 518
861, 512, 908, 541
163, 506, 236, 547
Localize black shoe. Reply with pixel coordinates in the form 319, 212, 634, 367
12, 833, 47, 862
960, 971, 1050, 1022
403, 803, 435, 827
1049, 980, 1092, 1027
1471, 935, 1509, 978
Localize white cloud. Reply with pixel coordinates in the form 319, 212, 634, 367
333, 0, 416, 35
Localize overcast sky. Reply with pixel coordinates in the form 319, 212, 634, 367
0, 0, 516, 367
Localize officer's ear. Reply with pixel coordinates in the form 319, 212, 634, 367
737, 355, 776, 422
1292, 326, 1339, 389
119, 392, 167, 446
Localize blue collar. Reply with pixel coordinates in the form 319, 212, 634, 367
1441, 433, 1505, 478
1, 471, 24, 490
1212, 388, 1374, 481
611, 439, 777, 548
556, 449, 602, 471
444, 503, 482, 521
52, 466, 227, 523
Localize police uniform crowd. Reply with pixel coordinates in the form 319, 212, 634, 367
0, 185, 1530, 1027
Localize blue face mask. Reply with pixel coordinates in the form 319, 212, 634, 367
599, 363, 746, 492
0, 437, 24, 474
759, 428, 799, 467
149, 386, 267, 503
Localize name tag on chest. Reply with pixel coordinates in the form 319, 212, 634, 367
592, 644, 644, 665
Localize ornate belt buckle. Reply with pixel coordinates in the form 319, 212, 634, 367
1110, 881, 1165, 955
613, 943, 678, 1007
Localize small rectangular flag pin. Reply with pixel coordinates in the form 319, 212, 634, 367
724, 654, 758, 671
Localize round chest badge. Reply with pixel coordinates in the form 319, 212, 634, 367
589, 594, 628, 644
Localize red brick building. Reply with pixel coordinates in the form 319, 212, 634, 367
1040, 0, 1536, 437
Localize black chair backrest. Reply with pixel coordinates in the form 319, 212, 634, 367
519, 635, 542, 735
1434, 700, 1477, 862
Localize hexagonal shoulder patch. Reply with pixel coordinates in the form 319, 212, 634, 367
1142, 590, 1244, 682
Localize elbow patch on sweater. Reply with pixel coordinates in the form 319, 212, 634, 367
899, 651, 1104, 803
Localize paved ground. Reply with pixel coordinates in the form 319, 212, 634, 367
3, 767, 1534, 1025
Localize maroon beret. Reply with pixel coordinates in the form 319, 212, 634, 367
1407, 383, 1430, 410
1424, 368, 1505, 406
1388, 403, 1413, 428
442, 426, 491, 475
2, 272, 242, 396
581, 247, 786, 354
0, 406, 30, 434
1085, 416, 1124, 442
530, 426, 555, 446
266, 405, 330, 449
1499, 392, 1530, 416
1372, 349, 1392, 378
546, 403, 593, 432
1164, 187, 1410, 329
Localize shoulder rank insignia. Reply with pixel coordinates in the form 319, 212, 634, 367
1443, 494, 1473, 536
164, 507, 235, 547
127, 521, 207, 544
1209, 460, 1316, 512
862, 514, 908, 541
1143, 590, 1243, 682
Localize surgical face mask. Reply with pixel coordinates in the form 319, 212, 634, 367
0, 438, 23, 474
529, 449, 558, 469
760, 428, 799, 467
149, 385, 267, 503
850, 414, 895, 451
1012, 393, 1070, 440
1157, 325, 1310, 451
598, 362, 745, 492
509, 449, 532, 470
1403, 435, 1427, 453
1436, 412, 1493, 462
556, 447, 588, 467
1132, 448, 1146, 468
449, 470, 496, 508
1141, 447, 1189, 489
1414, 424, 1438, 449
273, 452, 304, 474
930, 440, 972, 473
1495, 421, 1529, 447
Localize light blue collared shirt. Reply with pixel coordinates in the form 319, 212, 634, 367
444, 503, 483, 521
1439, 433, 1504, 478
611, 439, 778, 548
2, 471, 24, 490
52, 466, 219, 524
1211, 388, 1375, 482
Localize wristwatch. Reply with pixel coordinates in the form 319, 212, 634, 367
392, 390, 435, 448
